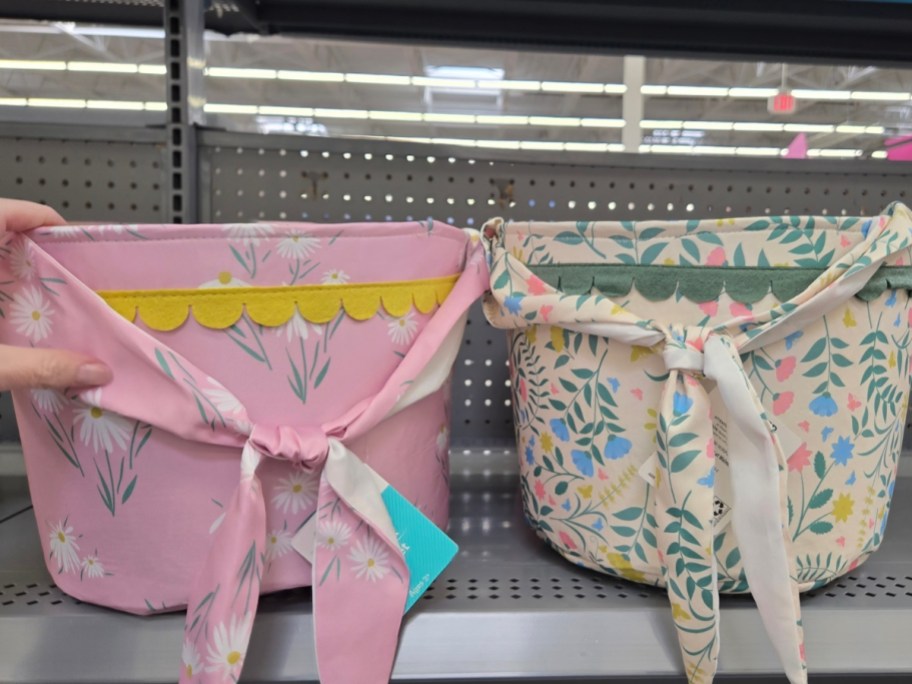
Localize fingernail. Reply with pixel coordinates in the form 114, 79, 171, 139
75, 362, 112, 386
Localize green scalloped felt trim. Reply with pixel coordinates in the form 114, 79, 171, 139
528, 264, 912, 303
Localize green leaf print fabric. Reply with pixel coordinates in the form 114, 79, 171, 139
483, 204, 912, 684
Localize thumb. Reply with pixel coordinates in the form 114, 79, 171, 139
0, 344, 112, 391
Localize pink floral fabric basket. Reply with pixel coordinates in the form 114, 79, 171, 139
0, 220, 487, 683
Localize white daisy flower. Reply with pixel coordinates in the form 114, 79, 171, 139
436, 425, 449, 452
320, 269, 350, 285
31, 388, 66, 414
271, 470, 318, 515
10, 287, 54, 342
73, 389, 130, 454
276, 233, 319, 259
48, 521, 80, 574
265, 527, 294, 562
348, 536, 391, 582
387, 312, 418, 345
203, 386, 245, 417
81, 554, 105, 579
316, 519, 352, 551
275, 311, 324, 342
223, 223, 274, 245
9, 241, 36, 280
199, 271, 249, 289
40, 225, 81, 238
206, 613, 252, 678
182, 640, 203, 680
209, 511, 227, 535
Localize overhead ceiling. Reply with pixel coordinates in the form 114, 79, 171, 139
1, 19, 912, 160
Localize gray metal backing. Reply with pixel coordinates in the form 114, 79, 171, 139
0, 452, 910, 683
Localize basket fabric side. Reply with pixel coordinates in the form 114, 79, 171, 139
483, 203, 912, 684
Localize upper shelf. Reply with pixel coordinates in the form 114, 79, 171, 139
0, 449, 910, 682
3, 0, 912, 65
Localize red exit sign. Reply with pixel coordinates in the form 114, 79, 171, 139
769, 91, 796, 114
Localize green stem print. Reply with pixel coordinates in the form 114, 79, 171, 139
32, 403, 84, 476
287, 258, 320, 285
155, 348, 229, 430
230, 243, 260, 280
225, 316, 273, 370
94, 449, 127, 516
554, 221, 607, 259
284, 311, 341, 404
188, 584, 221, 644
233, 541, 263, 616
792, 452, 836, 540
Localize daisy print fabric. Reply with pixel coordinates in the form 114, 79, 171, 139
0, 220, 488, 684
484, 203, 912, 684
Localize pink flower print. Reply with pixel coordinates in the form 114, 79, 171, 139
706, 247, 727, 266
775, 356, 796, 381
840, 235, 852, 249
631, 388, 644, 400
687, 337, 704, 352
597, 469, 609, 480
836, 536, 846, 548
519, 378, 528, 402
534, 480, 546, 499
558, 530, 577, 550
847, 393, 862, 412
540, 305, 553, 322
550, 382, 559, 396
788, 443, 812, 472
526, 275, 547, 295
706, 438, 715, 460
730, 302, 752, 318
798, 420, 810, 433
848, 559, 860, 571
773, 391, 794, 416
698, 301, 718, 317
799, 643, 806, 663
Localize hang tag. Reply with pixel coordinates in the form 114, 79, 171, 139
292, 476, 458, 614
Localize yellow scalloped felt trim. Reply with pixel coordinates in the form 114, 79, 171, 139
98, 274, 459, 331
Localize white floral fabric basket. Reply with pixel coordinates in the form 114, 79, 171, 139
483, 203, 912, 683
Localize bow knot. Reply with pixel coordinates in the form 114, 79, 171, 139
248, 423, 329, 471
662, 325, 713, 373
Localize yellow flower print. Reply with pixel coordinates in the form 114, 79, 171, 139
889, 350, 896, 368
511, 246, 524, 261
541, 432, 554, 452
550, 326, 565, 352
604, 552, 646, 583
644, 407, 658, 443
577, 484, 593, 499
671, 602, 692, 620
630, 345, 654, 362
524, 326, 537, 343
610, 303, 627, 316
663, 257, 675, 265
843, 308, 857, 328
833, 492, 854, 523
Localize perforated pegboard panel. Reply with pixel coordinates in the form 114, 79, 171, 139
201, 132, 912, 444
0, 136, 167, 223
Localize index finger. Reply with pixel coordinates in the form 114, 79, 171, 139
0, 198, 66, 233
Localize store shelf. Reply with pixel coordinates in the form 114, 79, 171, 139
1, 451, 911, 683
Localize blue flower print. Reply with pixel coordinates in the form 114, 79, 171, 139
550, 418, 570, 441
572, 449, 594, 477
886, 290, 898, 308
845, 471, 856, 486
861, 219, 872, 239
785, 331, 803, 350
525, 445, 535, 465
673, 392, 693, 416
821, 426, 834, 442
592, 518, 604, 532
504, 294, 524, 314
604, 436, 632, 460
831, 436, 854, 466
697, 468, 715, 488
809, 394, 838, 417
607, 377, 620, 393
561, 499, 572, 511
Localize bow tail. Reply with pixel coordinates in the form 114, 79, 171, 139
180, 442, 267, 683
312, 441, 410, 684
704, 337, 807, 684
654, 371, 721, 684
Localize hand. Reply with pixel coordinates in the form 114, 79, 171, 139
0, 199, 113, 391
